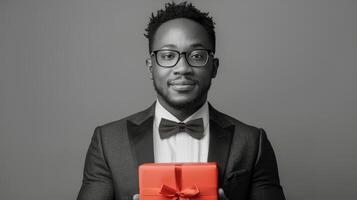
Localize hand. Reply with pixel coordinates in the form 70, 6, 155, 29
218, 188, 228, 200
133, 194, 139, 200
133, 188, 227, 200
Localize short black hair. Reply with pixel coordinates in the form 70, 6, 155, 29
144, 1, 216, 52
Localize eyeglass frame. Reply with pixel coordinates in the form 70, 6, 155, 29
150, 49, 215, 68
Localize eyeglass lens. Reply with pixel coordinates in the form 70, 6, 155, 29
156, 50, 209, 67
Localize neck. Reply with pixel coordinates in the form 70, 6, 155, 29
157, 97, 206, 121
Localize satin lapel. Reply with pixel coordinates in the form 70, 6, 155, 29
127, 103, 156, 166
208, 104, 235, 185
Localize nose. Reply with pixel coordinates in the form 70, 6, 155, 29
173, 54, 193, 75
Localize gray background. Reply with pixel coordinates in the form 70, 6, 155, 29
1, 0, 356, 199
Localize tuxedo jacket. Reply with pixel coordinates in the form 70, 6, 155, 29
77, 103, 285, 200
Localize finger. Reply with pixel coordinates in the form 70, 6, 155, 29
218, 188, 227, 200
133, 194, 139, 200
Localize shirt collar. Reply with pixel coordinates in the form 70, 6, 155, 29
154, 99, 209, 130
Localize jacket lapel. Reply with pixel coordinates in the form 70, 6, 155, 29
126, 102, 235, 185
208, 104, 235, 185
127, 102, 156, 166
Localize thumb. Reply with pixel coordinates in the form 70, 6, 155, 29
218, 188, 228, 200
133, 194, 139, 200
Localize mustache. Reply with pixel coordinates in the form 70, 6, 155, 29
168, 76, 198, 85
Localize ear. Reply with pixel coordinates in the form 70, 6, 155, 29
146, 58, 153, 80
211, 58, 219, 78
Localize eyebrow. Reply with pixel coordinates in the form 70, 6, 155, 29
191, 43, 206, 49
159, 43, 207, 50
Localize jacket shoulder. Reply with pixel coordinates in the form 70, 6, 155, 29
211, 106, 262, 135
100, 103, 155, 129
94, 103, 155, 137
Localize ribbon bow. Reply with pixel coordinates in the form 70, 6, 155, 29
159, 165, 200, 200
159, 118, 204, 140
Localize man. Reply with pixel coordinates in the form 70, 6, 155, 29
77, 2, 285, 200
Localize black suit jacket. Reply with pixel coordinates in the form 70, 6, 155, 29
77, 103, 285, 200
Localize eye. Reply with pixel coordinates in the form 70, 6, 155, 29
158, 51, 177, 60
191, 53, 203, 59
190, 51, 206, 60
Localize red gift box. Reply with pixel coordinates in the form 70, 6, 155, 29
139, 162, 218, 200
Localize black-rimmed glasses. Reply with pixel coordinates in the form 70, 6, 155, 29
151, 49, 214, 68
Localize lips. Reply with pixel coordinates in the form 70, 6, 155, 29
170, 80, 196, 85
168, 79, 197, 92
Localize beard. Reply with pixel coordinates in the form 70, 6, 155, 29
153, 81, 211, 110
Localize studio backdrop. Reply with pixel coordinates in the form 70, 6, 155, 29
0, 0, 356, 200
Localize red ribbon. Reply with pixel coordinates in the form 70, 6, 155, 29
159, 165, 200, 200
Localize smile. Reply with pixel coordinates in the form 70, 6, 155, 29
169, 80, 196, 85
170, 84, 196, 92
168, 80, 197, 92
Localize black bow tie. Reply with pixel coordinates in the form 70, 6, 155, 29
158, 118, 204, 140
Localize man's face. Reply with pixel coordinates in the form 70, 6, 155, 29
147, 18, 219, 110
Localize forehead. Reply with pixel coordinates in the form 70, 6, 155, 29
152, 18, 213, 51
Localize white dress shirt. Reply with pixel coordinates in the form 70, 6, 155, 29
153, 100, 210, 163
